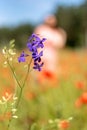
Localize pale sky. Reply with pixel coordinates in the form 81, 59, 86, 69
0, 0, 85, 26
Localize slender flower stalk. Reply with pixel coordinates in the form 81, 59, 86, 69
4, 33, 46, 130
16, 58, 32, 108
7, 58, 22, 89
7, 58, 32, 130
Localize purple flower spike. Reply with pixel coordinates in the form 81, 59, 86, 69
18, 33, 46, 71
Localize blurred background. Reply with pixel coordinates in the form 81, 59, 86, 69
0, 0, 87, 130
0, 0, 87, 49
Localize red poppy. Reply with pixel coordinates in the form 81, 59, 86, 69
38, 70, 57, 84
59, 120, 69, 129
81, 92, 87, 104
75, 81, 85, 90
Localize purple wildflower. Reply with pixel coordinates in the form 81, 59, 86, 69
33, 62, 44, 71
18, 33, 46, 71
18, 51, 29, 62
32, 51, 43, 62
36, 38, 46, 48
27, 33, 46, 52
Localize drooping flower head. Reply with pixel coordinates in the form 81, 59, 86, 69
18, 33, 46, 71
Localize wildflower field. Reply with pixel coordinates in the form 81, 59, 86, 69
0, 45, 87, 130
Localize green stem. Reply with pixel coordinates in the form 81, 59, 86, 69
16, 87, 22, 108
22, 58, 32, 89
7, 118, 12, 130
7, 59, 22, 89
7, 58, 32, 130
16, 58, 32, 108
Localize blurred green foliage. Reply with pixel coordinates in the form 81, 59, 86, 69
55, 0, 87, 48
0, 24, 34, 49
